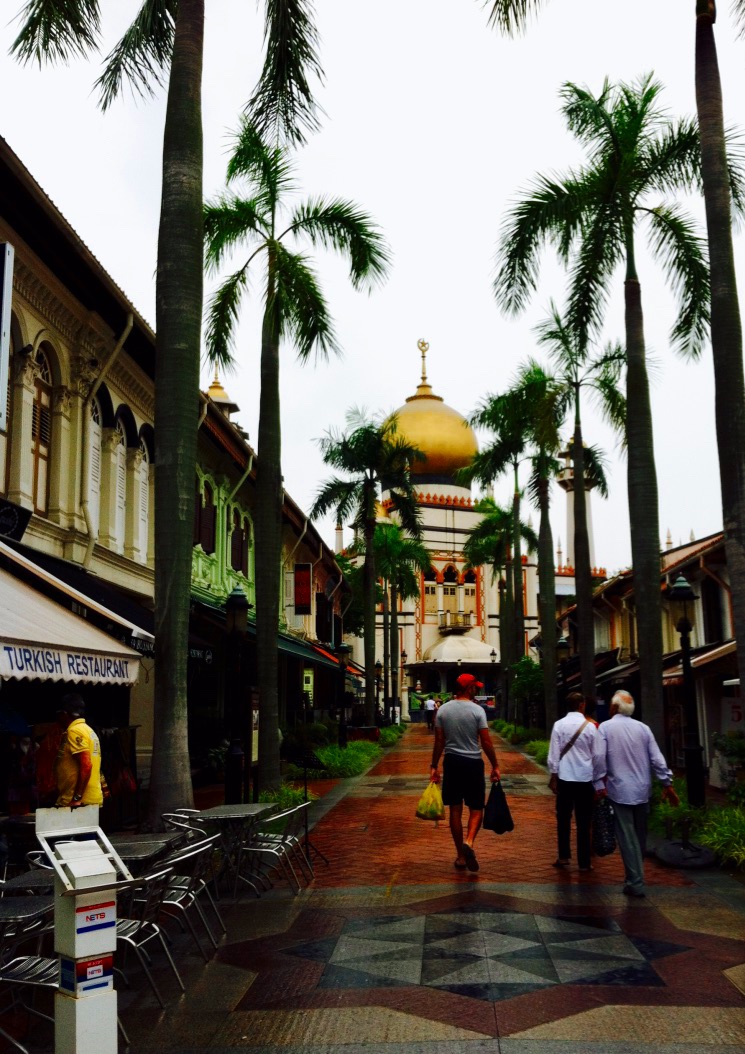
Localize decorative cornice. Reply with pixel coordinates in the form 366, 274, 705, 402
108, 358, 154, 421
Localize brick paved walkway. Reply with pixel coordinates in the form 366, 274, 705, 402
111, 726, 744, 1052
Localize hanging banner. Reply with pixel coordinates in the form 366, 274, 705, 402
294, 563, 312, 615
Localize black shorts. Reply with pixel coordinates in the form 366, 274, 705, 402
442, 754, 485, 809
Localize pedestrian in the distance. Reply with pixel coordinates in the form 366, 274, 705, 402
429, 673, 500, 872
54, 693, 104, 808
424, 696, 437, 732
547, 691, 599, 872
594, 689, 679, 897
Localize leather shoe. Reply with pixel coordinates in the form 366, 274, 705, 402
622, 885, 645, 898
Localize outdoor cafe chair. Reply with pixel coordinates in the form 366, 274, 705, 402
116, 868, 185, 1010
239, 803, 312, 896
155, 837, 222, 962
1, 912, 130, 1053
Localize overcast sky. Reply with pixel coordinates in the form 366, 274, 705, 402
2, 1, 744, 575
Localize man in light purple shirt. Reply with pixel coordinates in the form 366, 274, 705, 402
594, 690, 679, 897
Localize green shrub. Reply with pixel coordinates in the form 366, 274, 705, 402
379, 726, 401, 747
698, 806, 745, 869
258, 784, 315, 810
490, 719, 511, 735
711, 731, 745, 765
523, 740, 549, 766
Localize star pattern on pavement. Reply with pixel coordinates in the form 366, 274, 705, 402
286, 907, 689, 1002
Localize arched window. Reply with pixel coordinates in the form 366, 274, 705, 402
442, 565, 458, 614
137, 439, 150, 562
112, 419, 126, 553
31, 348, 53, 514
423, 570, 437, 615
464, 569, 478, 619
229, 508, 248, 576
88, 397, 102, 532
193, 479, 216, 554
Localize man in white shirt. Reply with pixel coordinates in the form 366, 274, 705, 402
594, 690, 679, 897
547, 692, 599, 871
424, 696, 437, 732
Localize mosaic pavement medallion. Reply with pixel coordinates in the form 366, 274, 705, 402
286, 906, 689, 1002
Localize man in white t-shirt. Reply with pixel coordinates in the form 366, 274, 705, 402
547, 692, 599, 871
430, 673, 500, 872
423, 696, 437, 732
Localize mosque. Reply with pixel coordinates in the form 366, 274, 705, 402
340, 340, 600, 720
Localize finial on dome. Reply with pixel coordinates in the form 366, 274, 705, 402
417, 338, 429, 384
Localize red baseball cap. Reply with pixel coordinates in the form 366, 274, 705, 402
456, 673, 484, 690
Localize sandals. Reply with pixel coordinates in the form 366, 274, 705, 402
462, 843, 479, 872
454, 860, 467, 870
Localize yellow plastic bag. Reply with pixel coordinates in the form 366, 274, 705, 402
416, 780, 445, 821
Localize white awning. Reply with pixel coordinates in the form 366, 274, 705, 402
0, 568, 141, 685
422, 635, 500, 664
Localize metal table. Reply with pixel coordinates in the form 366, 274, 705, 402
1, 869, 55, 894
196, 804, 277, 897
0, 894, 53, 923
111, 840, 170, 876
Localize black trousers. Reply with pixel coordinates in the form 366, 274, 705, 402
556, 779, 595, 868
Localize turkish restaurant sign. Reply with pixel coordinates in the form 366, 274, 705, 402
294, 563, 312, 615
0, 644, 138, 685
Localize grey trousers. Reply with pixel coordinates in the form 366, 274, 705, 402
611, 800, 649, 892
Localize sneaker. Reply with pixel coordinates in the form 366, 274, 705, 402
622, 885, 645, 898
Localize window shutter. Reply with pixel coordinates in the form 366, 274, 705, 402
89, 403, 101, 532
138, 444, 149, 560
200, 484, 215, 554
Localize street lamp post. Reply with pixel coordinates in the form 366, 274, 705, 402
336, 642, 351, 749
375, 659, 383, 723
490, 648, 497, 703
224, 585, 249, 804
667, 574, 706, 808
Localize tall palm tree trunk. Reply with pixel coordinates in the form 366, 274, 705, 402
511, 463, 525, 664
537, 473, 557, 730
501, 558, 516, 726
572, 410, 596, 705
256, 290, 283, 791
390, 578, 400, 722
382, 584, 390, 721
362, 484, 377, 724
625, 276, 664, 746
149, 0, 204, 824
696, 5, 745, 695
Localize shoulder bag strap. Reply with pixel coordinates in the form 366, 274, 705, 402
559, 718, 591, 760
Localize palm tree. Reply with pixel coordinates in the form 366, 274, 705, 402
11, 0, 325, 817
204, 127, 389, 789
696, 3, 745, 701
463, 497, 537, 724
374, 523, 431, 721
534, 305, 624, 709
495, 75, 709, 744
312, 411, 423, 724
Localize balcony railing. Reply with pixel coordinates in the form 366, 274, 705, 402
438, 611, 474, 634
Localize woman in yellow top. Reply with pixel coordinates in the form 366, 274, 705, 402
54, 693, 103, 807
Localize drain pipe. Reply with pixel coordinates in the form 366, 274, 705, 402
81, 314, 133, 567
227, 454, 254, 503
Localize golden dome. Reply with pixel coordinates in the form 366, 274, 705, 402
207, 368, 239, 417
389, 340, 478, 479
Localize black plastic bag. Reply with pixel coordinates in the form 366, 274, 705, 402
483, 781, 514, 834
592, 795, 616, 856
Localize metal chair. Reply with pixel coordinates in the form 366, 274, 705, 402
155, 838, 223, 962
116, 868, 184, 1009
240, 803, 313, 895
1, 911, 130, 1053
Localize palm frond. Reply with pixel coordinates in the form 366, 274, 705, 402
310, 476, 360, 523
11, 0, 101, 65
246, 0, 325, 147
645, 204, 710, 358
271, 244, 339, 361
582, 444, 609, 500
588, 343, 626, 437
95, 0, 176, 110
203, 196, 268, 271
725, 126, 745, 226
641, 118, 701, 197
483, 0, 548, 36
287, 198, 391, 289
494, 172, 588, 315
565, 204, 622, 344
204, 268, 250, 368
226, 119, 295, 207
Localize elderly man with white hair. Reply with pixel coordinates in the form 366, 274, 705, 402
594, 690, 679, 897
